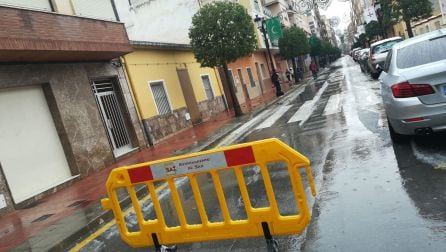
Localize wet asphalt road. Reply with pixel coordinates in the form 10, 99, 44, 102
70, 57, 446, 251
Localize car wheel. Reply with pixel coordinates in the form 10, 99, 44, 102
388, 120, 410, 144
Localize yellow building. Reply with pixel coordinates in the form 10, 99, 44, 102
393, 0, 444, 38
123, 42, 226, 144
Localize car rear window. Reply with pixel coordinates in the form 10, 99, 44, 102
372, 39, 402, 54
397, 36, 446, 69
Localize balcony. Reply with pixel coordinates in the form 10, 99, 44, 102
0, 5, 132, 63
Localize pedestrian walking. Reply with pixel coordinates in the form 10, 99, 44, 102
310, 60, 317, 80
271, 70, 284, 97
285, 69, 291, 83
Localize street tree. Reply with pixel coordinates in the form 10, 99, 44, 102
278, 26, 310, 82
309, 35, 322, 57
379, 0, 397, 37
391, 0, 433, 38
365, 21, 384, 41
353, 33, 368, 48
189, 1, 257, 116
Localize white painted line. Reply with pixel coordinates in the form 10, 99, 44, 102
288, 80, 330, 125
287, 101, 313, 123
323, 94, 342, 116
215, 108, 272, 147
231, 108, 272, 135
255, 105, 293, 129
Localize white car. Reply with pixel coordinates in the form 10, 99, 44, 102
368, 37, 403, 79
379, 29, 446, 142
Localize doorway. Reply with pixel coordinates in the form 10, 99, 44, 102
92, 79, 133, 158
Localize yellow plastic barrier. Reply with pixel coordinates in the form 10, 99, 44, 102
101, 138, 316, 249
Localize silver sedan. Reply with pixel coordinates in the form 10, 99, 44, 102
379, 29, 446, 142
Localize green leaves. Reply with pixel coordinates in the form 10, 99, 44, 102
309, 35, 321, 56
392, 0, 433, 22
390, 0, 433, 37
278, 26, 310, 59
365, 21, 384, 39
189, 2, 257, 68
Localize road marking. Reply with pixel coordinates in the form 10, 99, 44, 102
287, 101, 313, 123
323, 94, 342, 116
288, 80, 330, 125
255, 105, 293, 129
214, 108, 272, 148
68, 182, 169, 252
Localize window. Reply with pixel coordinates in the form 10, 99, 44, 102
253, 0, 260, 12
237, 69, 245, 86
383, 50, 393, 72
201, 75, 214, 100
260, 64, 267, 77
435, 21, 441, 30
246, 68, 256, 87
149, 81, 171, 115
372, 39, 403, 54
397, 35, 446, 68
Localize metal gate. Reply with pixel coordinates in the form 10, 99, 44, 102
92, 79, 133, 157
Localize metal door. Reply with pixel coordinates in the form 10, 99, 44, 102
92, 80, 133, 157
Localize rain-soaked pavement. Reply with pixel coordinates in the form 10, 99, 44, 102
69, 57, 446, 251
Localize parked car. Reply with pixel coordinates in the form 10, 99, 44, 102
379, 29, 446, 142
368, 37, 403, 79
358, 48, 370, 73
353, 48, 363, 62
351, 47, 362, 61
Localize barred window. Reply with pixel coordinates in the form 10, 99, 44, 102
201, 75, 214, 100
150, 81, 171, 115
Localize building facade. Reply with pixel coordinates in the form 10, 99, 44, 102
0, 0, 145, 215
395, 0, 445, 38
112, 0, 230, 144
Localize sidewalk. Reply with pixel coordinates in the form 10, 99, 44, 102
0, 81, 299, 251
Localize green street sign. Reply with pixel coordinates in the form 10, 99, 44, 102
265, 17, 283, 41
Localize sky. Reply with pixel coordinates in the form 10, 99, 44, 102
320, 0, 353, 32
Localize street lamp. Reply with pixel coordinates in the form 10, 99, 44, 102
254, 15, 283, 97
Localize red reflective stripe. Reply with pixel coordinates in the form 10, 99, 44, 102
128, 166, 153, 183
404, 117, 425, 122
224, 146, 255, 166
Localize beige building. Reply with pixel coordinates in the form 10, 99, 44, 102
392, 0, 443, 38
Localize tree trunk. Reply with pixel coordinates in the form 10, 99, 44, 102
222, 64, 243, 117
405, 19, 414, 38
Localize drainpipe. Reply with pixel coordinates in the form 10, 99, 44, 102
122, 57, 154, 146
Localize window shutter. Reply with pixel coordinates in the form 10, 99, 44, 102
150, 82, 171, 115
